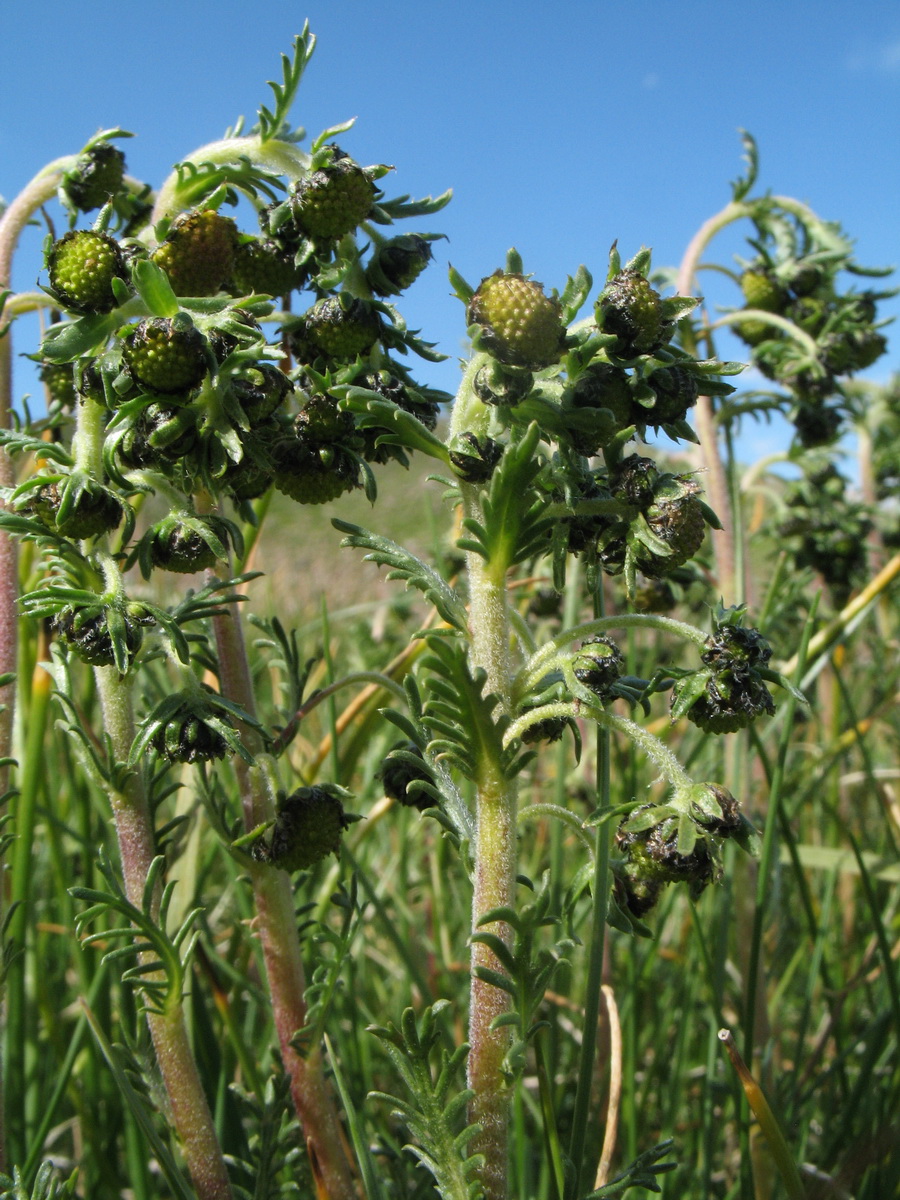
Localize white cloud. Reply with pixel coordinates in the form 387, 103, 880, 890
846, 37, 900, 74
878, 39, 900, 70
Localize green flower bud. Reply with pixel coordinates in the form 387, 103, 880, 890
47, 230, 128, 314
573, 635, 624, 699
379, 743, 433, 810
267, 785, 354, 871
468, 271, 565, 370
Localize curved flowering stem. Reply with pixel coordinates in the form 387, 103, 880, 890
0, 156, 79, 1174
514, 612, 707, 701
0, 157, 76, 783
676, 201, 749, 603
505, 699, 693, 797
149, 135, 309, 228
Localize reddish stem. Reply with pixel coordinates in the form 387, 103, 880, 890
211, 602, 358, 1200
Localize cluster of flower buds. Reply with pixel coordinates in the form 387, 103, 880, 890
614, 784, 753, 918
445, 248, 739, 606
459, 246, 738, 465
733, 211, 893, 447
565, 453, 721, 586
37, 134, 448, 508
777, 464, 873, 605
669, 608, 780, 734
7, 126, 451, 717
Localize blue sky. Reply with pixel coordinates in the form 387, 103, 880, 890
3, 1, 899, 463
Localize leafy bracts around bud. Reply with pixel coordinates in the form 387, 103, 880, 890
566, 362, 635, 441
613, 784, 757, 918
15, 473, 125, 541
62, 141, 127, 212
366, 234, 437, 296
264, 785, 357, 871
47, 230, 128, 314
633, 484, 712, 579
567, 456, 721, 594
598, 269, 666, 355
472, 358, 535, 408
670, 611, 781, 734
39, 360, 78, 408
594, 247, 698, 359
136, 512, 241, 576
645, 364, 700, 427
614, 807, 718, 917
467, 271, 566, 370
683, 782, 760, 856
448, 431, 503, 483
52, 601, 154, 672
296, 296, 382, 362
232, 362, 294, 423
110, 401, 200, 474
272, 399, 364, 504
573, 635, 624, 699
231, 236, 306, 297
379, 742, 434, 811
122, 317, 209, 395
130, 687, 257, 766
283, 155, 377, 242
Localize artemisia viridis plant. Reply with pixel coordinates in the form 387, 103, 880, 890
328, 138, 893, 1200
331, 246, 813, 1196
0, 26, 449, 1200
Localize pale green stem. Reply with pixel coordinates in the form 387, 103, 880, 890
209, 601, 357, 1200
449, 354, 492, 442
150, 136, 310, 227
507, 698, 692, 794
676, 199, 751, 605
740, 452, 791, 495
586, 707, 693, 792
708, 309, 821, 361
459, 475, 518, 1200
0, 155, 77, 1174
516, 612, 706, 698
517, 803, 596, 853
2, 292, 56, 320
72, 393, 107, 479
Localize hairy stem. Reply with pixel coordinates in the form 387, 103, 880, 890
210, 601, 357, 1200
94, 667, 233, 1200
51, 373, 235, 1197
0, 154, 77, 1173
150, 135, 309, 227
0, 159, 75, 766
676, 200, 750, 605
461, 479, 517, 1200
